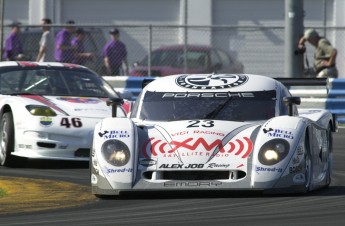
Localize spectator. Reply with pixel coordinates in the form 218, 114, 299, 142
36, 18, 54, 62
102, 28, 128, 75
297, 28, 338, 78
71, 28, 93, 65
54, 20, 76, 63
4, 21, 24, 61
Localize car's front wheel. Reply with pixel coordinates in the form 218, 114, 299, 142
0, 112, 21, 167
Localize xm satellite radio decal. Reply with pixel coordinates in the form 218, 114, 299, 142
176, 74, 248, 89
142, 137, 253, 159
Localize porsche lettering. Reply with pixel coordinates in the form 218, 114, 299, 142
162, 92, 254, 98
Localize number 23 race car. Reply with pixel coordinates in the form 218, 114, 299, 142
91, 73, 336, 196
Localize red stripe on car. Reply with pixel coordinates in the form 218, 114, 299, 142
20, 95, 69, 115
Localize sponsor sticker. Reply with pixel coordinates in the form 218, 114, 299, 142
57, 97, 100, 104
39, 116, 53, 127
139, 158, 157, 167
176, 74, 248, 90
98, 130, 130, 139
255, 166, 283, 174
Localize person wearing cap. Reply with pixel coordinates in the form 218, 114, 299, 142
54, 20, 76, 63
71, 28, 93, 65
297, 28, 338, 78
36, 18, 54, 62
102, 28, 128, 75
4, 21, 24, 61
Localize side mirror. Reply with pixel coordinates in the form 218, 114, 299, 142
106, 97, 124, 117
283, 96, 301, 116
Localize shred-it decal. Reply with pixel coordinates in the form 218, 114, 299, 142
142, 137, 253, 159
20, 95, 68, 115
176, 74, 248, 89
57, 97, 100, 104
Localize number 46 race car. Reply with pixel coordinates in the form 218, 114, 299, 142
91, 73, 336, 197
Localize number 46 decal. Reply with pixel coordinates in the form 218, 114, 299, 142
60, 117, 83, 128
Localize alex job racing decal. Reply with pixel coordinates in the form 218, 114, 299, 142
176, 74, 248, 89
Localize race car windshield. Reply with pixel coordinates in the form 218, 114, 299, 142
0, 68, 118, 98
137, 90, 277, 121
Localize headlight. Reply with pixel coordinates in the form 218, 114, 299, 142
26, 105, 57, 116
101, 140, 130, 166
258, 139, 289, 165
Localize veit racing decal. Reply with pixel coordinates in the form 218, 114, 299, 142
176, 74, 248, 89
142, 137, 253, 159
263, 128, 294, 139
56, 97, 100, 104
20, 95, 68, 115
171, 129, 224, 137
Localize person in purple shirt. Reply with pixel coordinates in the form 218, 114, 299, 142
103, 28, 128, 75
71, 28, 93, 65
4, 21, 23, 61
54, 20, 76, 63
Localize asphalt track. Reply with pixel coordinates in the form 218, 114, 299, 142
0, 129, 344, 226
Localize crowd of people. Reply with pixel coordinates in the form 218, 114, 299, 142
4, 19, 129, 76
3, 19, 339, 78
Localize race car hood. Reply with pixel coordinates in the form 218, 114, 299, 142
141, 120, 260, 170
20, 95, 111, 118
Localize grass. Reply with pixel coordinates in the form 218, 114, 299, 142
0, 188, 6, 198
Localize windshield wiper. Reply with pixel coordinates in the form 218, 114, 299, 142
203, 94, 232, 119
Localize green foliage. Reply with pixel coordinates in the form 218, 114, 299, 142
0, 188, 7, 198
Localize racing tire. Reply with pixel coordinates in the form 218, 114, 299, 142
0, 112, 25, 167
304, 135, 313, 192
325, 125, 333, 187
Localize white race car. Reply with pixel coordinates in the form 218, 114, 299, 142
91, 73, 336, 196
0, 61, 127, 167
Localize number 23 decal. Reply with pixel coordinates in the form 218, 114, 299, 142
60, 117, 83, 128
187, 120, 214, 128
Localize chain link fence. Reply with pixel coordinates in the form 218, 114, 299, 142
2, 24, 344, 77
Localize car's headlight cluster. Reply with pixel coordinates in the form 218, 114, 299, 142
258, 139, 290, 165
26, 105, 57, 116
101, 140, 130, 166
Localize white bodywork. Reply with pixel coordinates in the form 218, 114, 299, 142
0, 61, 126, 165
91, 74, 335, 195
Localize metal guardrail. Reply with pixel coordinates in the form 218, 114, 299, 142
104, 76, 345, 124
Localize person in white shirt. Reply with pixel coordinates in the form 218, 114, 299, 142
36, 18, 54, 62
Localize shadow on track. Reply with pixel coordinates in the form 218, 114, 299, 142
23, 159, 89, 169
